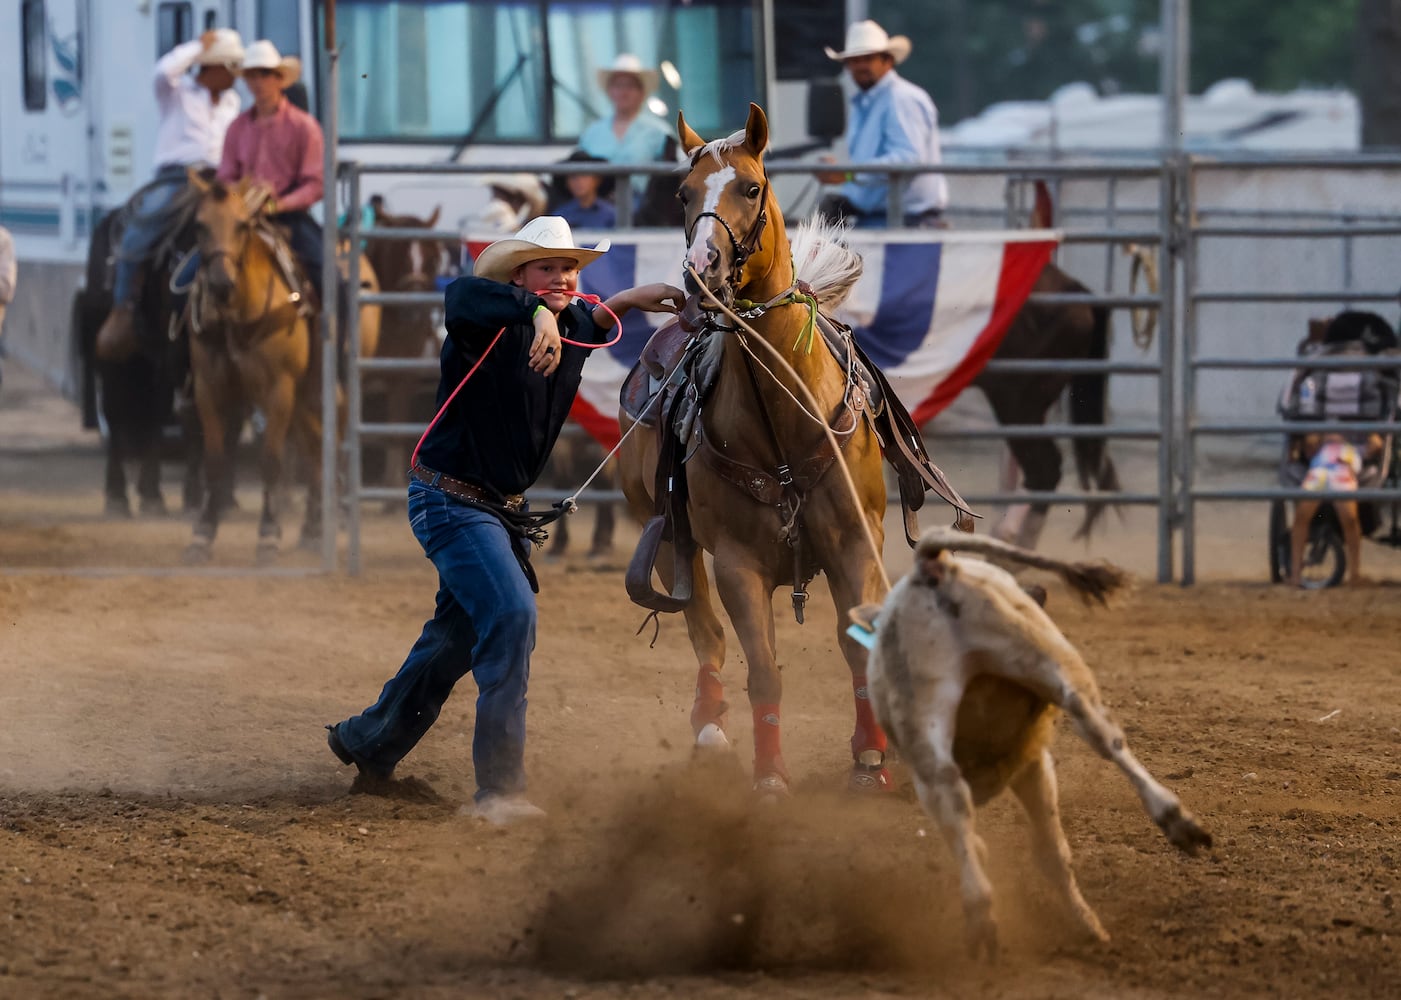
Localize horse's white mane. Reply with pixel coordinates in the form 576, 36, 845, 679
789, 216, 863, 310
693, 129, 760, 165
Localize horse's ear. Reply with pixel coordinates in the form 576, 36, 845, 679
426, 205, 441, 228
743, 103, 769, 158
677, 110, 705, 157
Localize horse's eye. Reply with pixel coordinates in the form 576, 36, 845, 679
746, 184, 762, 199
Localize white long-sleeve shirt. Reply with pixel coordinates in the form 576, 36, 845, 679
152, 40, 242, 169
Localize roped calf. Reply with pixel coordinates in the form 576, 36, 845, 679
850, 529, 1210, 959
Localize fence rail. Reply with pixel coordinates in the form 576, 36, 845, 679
331, 154, 1401, 583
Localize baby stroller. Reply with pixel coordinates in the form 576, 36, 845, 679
1269, 312, 1401, 588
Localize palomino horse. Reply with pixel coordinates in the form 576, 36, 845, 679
619, 104, 969, 795
183, 174, 329, 563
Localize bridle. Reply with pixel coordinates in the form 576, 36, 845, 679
683, 171, 771, 294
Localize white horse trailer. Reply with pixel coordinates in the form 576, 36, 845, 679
0, 0, 785, 392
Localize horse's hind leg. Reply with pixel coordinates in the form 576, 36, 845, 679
1009, 748, 1110, 943
135, 416, 167, 515
993, 437, 1061, 549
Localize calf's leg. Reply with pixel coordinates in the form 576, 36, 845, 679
1009, 747, 1109, 942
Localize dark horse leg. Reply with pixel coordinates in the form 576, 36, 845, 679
294, 379, 326, 550
103, 420, 133, 517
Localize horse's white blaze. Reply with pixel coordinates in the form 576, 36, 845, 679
685, 164, 736, 274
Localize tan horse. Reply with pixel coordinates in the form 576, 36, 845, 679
184, 175, 329, 563
619, 105, 918, 795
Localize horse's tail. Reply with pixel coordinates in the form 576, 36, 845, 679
1069, 300, 1121, 539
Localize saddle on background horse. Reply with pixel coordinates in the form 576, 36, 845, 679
621, 295, 975, 618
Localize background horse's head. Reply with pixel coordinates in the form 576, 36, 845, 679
677, 103, 778, 305
367, 197, 447, 295
188, 173, 272, 305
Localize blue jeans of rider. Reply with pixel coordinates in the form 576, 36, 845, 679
334, 479, 536, 800
113, 165, 189, 305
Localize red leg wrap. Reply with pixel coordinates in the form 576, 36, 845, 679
690, 664, 727, 733
850, 675, 888, 759
752, 702, 788, 780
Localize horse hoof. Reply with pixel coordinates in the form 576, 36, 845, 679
256, 542, 279, 566
183, 540, 212, 565
105, 495, 132, 518
847, 763, 894, 794
694, 723, 731, 752
298, 532, 321, 552
140, 495, 168, 517
752, 772, 791, 801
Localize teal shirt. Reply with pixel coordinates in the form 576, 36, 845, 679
578, 113, 671, 200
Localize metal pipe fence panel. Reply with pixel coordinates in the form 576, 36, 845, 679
337, 155, 1401, 583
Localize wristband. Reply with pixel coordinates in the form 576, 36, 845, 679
533, 303, 549, 320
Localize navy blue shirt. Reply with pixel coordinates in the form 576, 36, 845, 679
416, 276, 606, 496
557, 197, 617, 231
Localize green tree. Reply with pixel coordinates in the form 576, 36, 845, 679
865, 0, 1361, 124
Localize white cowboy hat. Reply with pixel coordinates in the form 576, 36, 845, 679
824, 20, 912, 64
472, 216, 611, 284
241, 39, 301, 85
596, 53, 659, 95
197, 29, 245, 69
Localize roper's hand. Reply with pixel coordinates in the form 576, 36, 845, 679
636, 283, 686, 314
529, 306, 562, 376
201, 30, 219, 50
815, 154, 847, 186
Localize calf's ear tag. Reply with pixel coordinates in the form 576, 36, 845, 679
845, 618, 879, 650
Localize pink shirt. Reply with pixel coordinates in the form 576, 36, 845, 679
217, 98, 324, 212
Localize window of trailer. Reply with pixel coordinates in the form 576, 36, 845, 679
332, 0, 760, 144
157, 2, 195, 56
22, 0, 47, 112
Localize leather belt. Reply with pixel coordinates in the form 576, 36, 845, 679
410, 464, 525, 513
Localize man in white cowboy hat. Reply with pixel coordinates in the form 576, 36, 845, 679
217, 40, 327, 302
327, 216, 683, 825
816, 19, 948, 229
579, 53, 672, 205
96, 28, 245, 360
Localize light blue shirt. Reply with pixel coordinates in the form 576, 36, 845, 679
840, 70, 948, 217
578, 113, 671, 199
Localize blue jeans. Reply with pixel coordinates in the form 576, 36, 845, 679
335, 479, 537, 799
113, 165, 189, 305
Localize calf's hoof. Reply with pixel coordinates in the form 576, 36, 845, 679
965, 909, 1000, 963
1157, 804, 1213, 856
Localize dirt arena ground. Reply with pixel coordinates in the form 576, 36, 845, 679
3, 365, 1400, 999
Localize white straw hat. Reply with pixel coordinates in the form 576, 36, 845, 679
241, 39, 301, 85
596, 53, 659, 95
472, 216, 611, 284
197, 29, 245, 69
824, 20, 912, 64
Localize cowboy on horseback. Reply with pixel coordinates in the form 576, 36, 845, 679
216, 40, 326, 306
95, 28, 244, 361
327, 217, 683, 824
